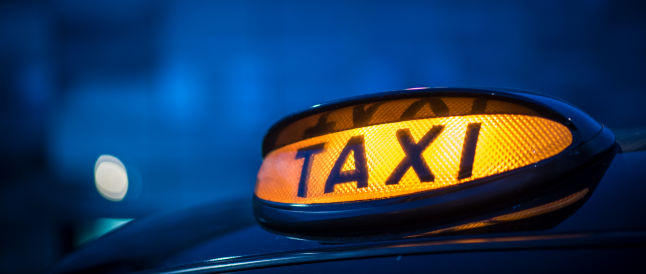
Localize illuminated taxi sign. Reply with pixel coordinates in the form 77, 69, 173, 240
254, 87, 614, 235
257, 114, 572, 204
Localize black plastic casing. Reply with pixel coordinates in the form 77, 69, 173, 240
254, 87, 616, 235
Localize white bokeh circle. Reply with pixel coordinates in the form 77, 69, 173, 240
94, 155, 128, 201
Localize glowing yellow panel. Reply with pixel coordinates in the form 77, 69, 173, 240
256, 114, 572, 204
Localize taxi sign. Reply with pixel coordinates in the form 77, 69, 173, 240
258, 113, 572, 204
254, 87, 615, 234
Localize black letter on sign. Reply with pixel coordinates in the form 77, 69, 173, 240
385, 126, 445, 185
458, 123, 482, 179
295, 143, 326, 198
324, 136, 369, 193
470, 98, 488, 114
400, 98, 449, 120
304, 112, 336, 139
353, 102, 385, 128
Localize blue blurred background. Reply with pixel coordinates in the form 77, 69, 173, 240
1, 0, 645, 272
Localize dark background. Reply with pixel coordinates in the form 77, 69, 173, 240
0, 0, 645, 273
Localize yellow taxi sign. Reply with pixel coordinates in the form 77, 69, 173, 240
256, 114, 572, 204
253, 88, 615, 235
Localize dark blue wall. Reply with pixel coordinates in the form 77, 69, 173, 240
1, 0, 645, 272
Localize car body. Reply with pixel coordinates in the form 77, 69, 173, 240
49, 87, 646, 274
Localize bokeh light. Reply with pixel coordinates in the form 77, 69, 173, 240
94, 155, 128, 202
